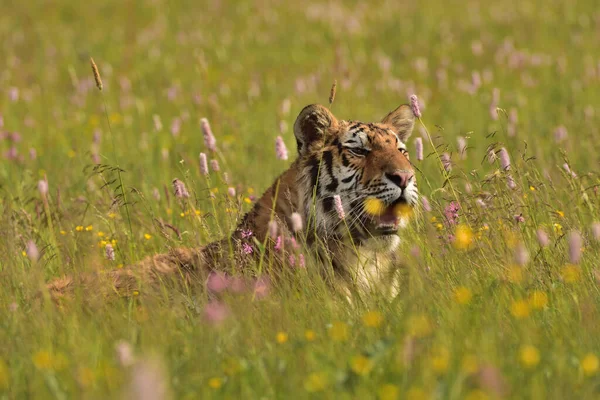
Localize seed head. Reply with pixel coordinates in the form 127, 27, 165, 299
441, 152, 452, 172
90, 57, 103, 91
329, 80, 337, 106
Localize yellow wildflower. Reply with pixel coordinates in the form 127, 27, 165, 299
510, 300, 531, 319
556, 210, 564, 218
180, 212, 185, 217
275, 332, 288, 344
454, 224, 474, 250
364, 197, 385, 216
461, 354, 479, 374
0, 359, 9, 389
304, 330, 316, 342
247, 187, 255, 194
350, 355, 373, 376
21, 251, 26, 257
85, 225, 93, 231
528, 291, 548, 309
454, 287, 473, 305
77, 367, 95, 388
407, 314, 433, 338
430, 347, 450, 375
208, 377, 223, 389
144, 233, 152, 240
406, 387, 428, 400
97, 231, 105, 237
60, 230, 67, 235
582, 353, 599, 376
561, 264, 581, 283
553, 223, 563, 235
223, 358, 241, 376
32, 351, 53, 370
394, 202, 413, 218
108, 212, 117, 219
362, 311, 384, 328
378, 383, 399, 400
520, 345, 540, 368
430, 216, 437, 223
529, 186, 536, 191
244, 197, 252, 204
329, 321, 349, 342
465, 389, 489, 400
304, 372, 328, 392
75, 225, 84, 232
506, 265, 524, 283
436, 223, 444, 230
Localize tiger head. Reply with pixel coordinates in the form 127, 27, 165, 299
294, 104, 418, 247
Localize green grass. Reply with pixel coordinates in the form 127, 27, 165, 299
1, 0, 600, 398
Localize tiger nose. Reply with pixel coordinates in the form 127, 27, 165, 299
386, 171, 412, 189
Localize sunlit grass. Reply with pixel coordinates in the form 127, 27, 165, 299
1, 0, 600, 398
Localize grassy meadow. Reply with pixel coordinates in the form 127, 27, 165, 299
2, 0, 600, 398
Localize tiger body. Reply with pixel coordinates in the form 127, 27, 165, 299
48, 104, 418, 300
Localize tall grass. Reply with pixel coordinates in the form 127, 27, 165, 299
1, 0, 600, 398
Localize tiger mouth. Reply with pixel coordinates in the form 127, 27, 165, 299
368, 198, 412, 235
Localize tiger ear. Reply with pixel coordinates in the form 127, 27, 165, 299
381, 104, 415, 142
293, 104, 338, 155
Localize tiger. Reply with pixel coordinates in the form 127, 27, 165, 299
47, 103, 418, 300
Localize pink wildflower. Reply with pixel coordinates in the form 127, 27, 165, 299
199, 153, 209, 176
207, 271, 229, 293
415, 137, 423, 161
268, 220, 278, 239
37, 180, 48, 197
333, 195, 345, 220
568, 231, 582, 264
457, 136, 467, 159
105, 243, 115, 261
253, 276, 270, 299
499, 148, 510, 170
201, 118, 217, 152
241, 243, 253, 255
591, 222, 600, 241
210, 159, 220, 172
536, 229, 549, 247
514, 214, 525, 224
26, 240, 39, 262
115, 340, 135, 367
444, 202, 460, 225
514, 243, 529, 266
291, 212, 303, 232
421, 196, 431, 212
227, 187, 236, 197
554, 125, 568, 143
172, 179, 190, 198
203, 301, 230, 324
275, 136, 288, 160
409, 94, 422, 118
